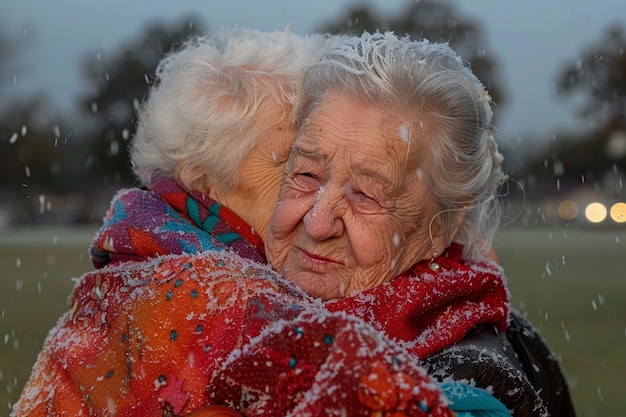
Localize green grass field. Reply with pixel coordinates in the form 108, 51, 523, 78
495, 226, 626, 417
1, 225, 624, 417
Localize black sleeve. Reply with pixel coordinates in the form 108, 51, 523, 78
422, 310, 576, 417
506, 310, 577, 417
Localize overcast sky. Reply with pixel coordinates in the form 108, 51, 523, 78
2, 0, 624, 147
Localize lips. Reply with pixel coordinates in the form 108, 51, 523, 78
297, 248, 342, 271
302, 248, 338, 263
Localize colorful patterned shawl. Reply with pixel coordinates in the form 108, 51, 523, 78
89, 177, 509, 360
12, 178, 510, 417
13, 250, 463, 416
89, 177, 265, 268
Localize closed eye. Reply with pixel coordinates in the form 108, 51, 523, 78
346, 185, 385, 213
291, 172, 320, 192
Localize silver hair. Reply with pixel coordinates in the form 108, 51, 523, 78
299, 31, 507, 261
131, 28, 329, 190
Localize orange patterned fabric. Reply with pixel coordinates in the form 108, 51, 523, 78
12, 250, 455, 417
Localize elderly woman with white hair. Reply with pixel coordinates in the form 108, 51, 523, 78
265, 31, 576, 417
88, 29, 310, 268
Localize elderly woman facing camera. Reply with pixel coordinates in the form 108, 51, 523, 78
266, 32, 575, 417
13, 29, 504, 417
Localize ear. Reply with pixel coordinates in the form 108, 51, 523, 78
448, 207, 468, 242
430, 200, 469, 258
487, 248, 499, 263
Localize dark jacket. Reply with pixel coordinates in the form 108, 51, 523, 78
422, 310, 576, 417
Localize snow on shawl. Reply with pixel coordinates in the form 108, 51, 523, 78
13, 177, 509, 416
12, 249, 457, 417
89, 177, 265, 269
327, 244, 510, 359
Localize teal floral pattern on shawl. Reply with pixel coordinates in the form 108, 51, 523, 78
89, 177, 265, 268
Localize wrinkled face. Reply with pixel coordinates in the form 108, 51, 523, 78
266, 91, 445, 300
208, 99, 296, 239
234, 101, 296, 239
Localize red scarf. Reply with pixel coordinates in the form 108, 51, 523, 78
326, 244, 510, 359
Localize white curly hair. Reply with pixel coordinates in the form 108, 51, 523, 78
131, 28, 330, 191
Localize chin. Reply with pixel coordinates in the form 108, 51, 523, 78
287, 272, 333, 300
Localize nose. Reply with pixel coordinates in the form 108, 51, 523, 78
303, 185, 345, 241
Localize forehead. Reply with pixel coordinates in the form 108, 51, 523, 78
295, 92, 428, 173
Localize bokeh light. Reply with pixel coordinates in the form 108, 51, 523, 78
584, 202, 608, 223
558, 200, 579, 220
609, 202, 626, 223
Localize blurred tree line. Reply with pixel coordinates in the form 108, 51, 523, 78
0, 17, 204, 223
526, 24, 626, 198
1, 0, 624, 225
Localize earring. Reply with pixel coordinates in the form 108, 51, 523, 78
428, 247, 440, 272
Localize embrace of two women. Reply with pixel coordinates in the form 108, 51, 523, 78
12, 29, 575, 417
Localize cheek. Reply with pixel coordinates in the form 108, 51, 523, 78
269, 202, 299, 239
393, 211, 436, 269
272, 188, 314, 236
348, 208, 432, 279
254, 168, 283, 205
266, 189, 314, 265
348, 218, 403, 268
